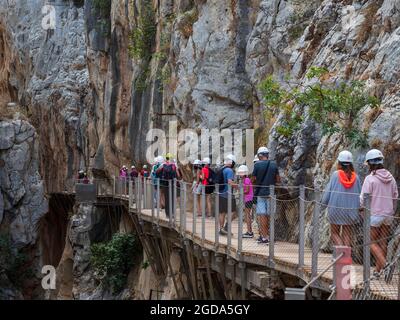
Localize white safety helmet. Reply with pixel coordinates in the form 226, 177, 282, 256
122, 165, 127, 169
131, 165, 136, 169
253, 155, 259, 163
193, 159, 201, 165
257, 147, 270, 155
143, 165, 148, 169
202, 157, 211, 165
157, 156, 165, 163
224, 154, 236, 165
365, 149, 384, 164
237, 165, 249, 176
337, 150, 353, 163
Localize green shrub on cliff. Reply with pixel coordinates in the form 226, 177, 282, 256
90, 233, 140, 294
259, 67, 380, 147
128, 2, 156, 61
0, 233, 33, 289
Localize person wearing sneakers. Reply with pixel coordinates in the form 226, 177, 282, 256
199, 157, 214, 217
252, 147, 280, 244
360, 149, 398, 275
237, 165, 254, 238
217, 154, 237, 236
321, 151, 361, 247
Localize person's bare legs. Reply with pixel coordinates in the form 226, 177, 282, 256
379, 224, 390, 267
342, 225, 352, 247
219, 213, 226, 231
258, 215, 269, 239
197, 193, 202, 216
245, 207, 252, 234
330, 224, 343, 246
206, 194, 212, 217
370, 226, 387, 272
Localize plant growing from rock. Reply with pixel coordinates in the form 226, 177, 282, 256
128, 1, 156, 61
90, 233, 141, 294
259, 66, 380, 148
0, 233, 33, 289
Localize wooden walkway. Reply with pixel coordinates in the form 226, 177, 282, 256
126, 200, 398, 300
67, 187, 399, 300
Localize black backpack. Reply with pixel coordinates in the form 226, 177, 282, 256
161, 163, 177, 186
204, 167, 216, 193
215, 166, 228, 193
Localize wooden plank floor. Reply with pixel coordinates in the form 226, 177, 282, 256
134, 205, 398, 300
106, 195, 398, 300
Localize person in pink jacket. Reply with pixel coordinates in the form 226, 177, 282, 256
360, 149, 398, 274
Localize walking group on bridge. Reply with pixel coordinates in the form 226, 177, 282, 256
113, 147, 398, 277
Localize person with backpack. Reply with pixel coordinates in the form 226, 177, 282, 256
151, 156, 165, 208
199, 157, 215, 218
252, 147, 281, 244
141, 165, 150, 179
216, 154, 237, 236
156, 153, 180, 217
360, 149, 398, 275
130, 165, 139, 180
321, 151, 361, 247
237, 165, 254, 238
192, 159, 203, 216
77, 170, 85, 183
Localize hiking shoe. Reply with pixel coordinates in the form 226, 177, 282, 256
257, 237, 269, 244
256, 235, 262, 242
242, 232, 254, 239
219, 228, 228, 236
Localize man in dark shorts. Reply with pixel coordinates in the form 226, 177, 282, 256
252, 147, 280, 244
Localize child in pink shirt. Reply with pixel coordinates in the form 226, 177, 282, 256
237, 165, 254, 238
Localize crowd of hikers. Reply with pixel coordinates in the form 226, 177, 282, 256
79, 147, 398, 276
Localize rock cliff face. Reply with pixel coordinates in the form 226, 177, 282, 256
0, 119, 48, 299
1, 0, 399, 185
1, 0, 400, 299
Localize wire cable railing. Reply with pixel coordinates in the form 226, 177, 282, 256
72, 175, 400, 300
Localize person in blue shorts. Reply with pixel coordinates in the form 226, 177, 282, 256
252, 147, 280, 244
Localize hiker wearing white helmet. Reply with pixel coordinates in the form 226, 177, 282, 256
252, 147, 280, 244
237, 165, 254, 238
191, 159, 203, 216
321, 150, 361, 247
130, 165, 139, 181
199, 157, 215, 217
151, 156, 165, 208
216, 154, 237, 236
360, 149, 398, 275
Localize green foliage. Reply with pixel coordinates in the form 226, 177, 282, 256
90, 233, 140, 294
259, 67, 380, 147
92, 0, 111, 37
0, 233, 33, 289
128, 2, 156, 60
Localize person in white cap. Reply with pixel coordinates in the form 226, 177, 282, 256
321, 151, 361, 247
199, 157, 214, 217
252, 147, 280, 244
192, 159, 203, 216
217, 154, 237, 236
360, 149, 398, 275
151, 156, 165, 208
237, 165, 254, 238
